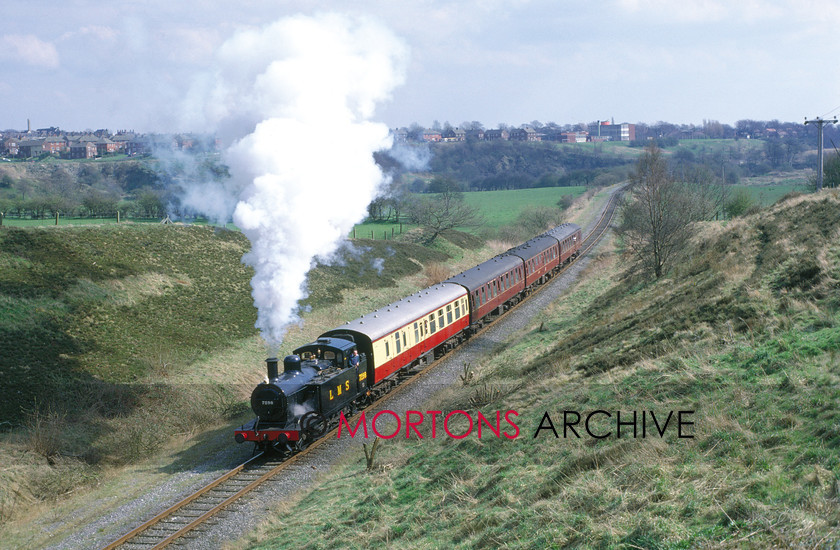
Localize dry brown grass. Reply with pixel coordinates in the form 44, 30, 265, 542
484, 239, 515, 255
421, 262, 451, 287
24, 407, 66, 461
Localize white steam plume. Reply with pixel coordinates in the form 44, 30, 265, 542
185, 14, 408, 346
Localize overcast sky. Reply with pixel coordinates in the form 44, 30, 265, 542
3, 0, 840, 133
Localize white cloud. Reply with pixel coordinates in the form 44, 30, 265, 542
0, 34, 59, 69
60, 25, 119, 42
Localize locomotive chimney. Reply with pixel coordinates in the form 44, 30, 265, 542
266, 357, 279, 379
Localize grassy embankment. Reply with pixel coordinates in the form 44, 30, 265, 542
0, 185, 601, 541
240, 190, 840, 549
0, 224, 461, 525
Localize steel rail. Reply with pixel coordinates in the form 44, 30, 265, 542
103, 185, 624, 549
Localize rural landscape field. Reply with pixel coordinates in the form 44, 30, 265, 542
6, 2, 840, 548
1, 130, 838, 549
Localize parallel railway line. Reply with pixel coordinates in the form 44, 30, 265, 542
103, 185, 623, 549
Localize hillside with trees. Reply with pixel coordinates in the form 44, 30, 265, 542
1, 117, 837, 227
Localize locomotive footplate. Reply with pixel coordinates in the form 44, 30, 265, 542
234, 418, 300, 443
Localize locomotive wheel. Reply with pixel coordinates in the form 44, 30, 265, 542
300, 411, 327, 438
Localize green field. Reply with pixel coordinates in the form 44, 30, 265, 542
352, 186, 587, 239
0, 216, 161, 227
459, 186, 584, 227
734, 182, 810, 206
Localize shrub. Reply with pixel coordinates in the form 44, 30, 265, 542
422, 262, 451, 286
725, 188, 757, 218
24, 407, 66, 460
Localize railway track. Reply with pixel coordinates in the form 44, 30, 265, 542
103, 185, 624, 550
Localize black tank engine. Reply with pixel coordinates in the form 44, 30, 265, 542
234, 336, 368, 453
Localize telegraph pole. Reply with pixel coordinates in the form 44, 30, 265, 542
804, 116, 838, 191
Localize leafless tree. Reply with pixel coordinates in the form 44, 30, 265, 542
407, 183, 483, 244
617, 144, 709, 279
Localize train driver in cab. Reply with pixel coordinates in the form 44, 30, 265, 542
349, 349, 360, 368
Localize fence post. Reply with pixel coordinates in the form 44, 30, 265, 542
0, 212, 3, 226
55, 212, 59, 225
117, 211, 120, 223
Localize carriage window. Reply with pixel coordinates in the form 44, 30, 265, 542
385, 341, 390, 357
438, 309, 444, 327
414, 322, 419, 342
454, 300, 460, 319
447, 304, 453, 324
395, 332, 401, 354
429, 313, 436, 333
402, 331, 407, 347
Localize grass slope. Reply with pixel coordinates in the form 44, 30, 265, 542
242, 191, 840, 549
0, 224, 256, 415
0, 222, 462, 528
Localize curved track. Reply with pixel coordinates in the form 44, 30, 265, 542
103, 185, 624, 550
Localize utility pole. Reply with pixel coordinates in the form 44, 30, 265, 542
804, 116, 838, 191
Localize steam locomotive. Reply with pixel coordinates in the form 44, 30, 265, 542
234, 223, 582, 453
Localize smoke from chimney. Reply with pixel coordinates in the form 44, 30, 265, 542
180, 14, 408, 348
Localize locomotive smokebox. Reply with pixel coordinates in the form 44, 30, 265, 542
266, 357, 279, 380
284, 354, 302, 372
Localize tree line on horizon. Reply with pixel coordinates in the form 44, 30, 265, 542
0, 116, 837, 223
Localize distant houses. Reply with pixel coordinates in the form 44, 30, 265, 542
399, 121, 636, 145
0, 128, 218, 159
1, 120, 640, 158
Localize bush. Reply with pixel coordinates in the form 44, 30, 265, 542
24, 407, 66, 460
725, 188, 756, 218
422, 262, 451, 287
557, 194, 574, 210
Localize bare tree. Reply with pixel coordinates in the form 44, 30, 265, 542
823, 151, 840, 189
617, 144, 707, 279
407, 181, 483, 244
